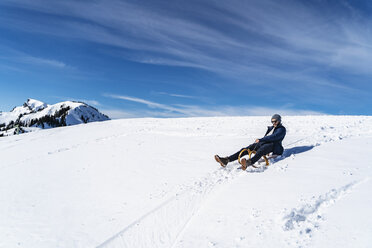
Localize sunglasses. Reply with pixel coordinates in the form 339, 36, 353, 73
271, 120, 278, 124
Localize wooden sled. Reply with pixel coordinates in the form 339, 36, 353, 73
238, 149, 278, 168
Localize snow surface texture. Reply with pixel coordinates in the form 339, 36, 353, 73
0, 116, 371, 248
0, 99, 109, 136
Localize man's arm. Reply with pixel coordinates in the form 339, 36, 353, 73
259, 127, 286, 143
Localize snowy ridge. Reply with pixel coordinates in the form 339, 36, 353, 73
0, 116, 371, 248
0, 99, 109, 136
24, 99, 48, 112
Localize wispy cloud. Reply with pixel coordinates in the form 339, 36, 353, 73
2, 0, 372, 81
20, 56, 67, 68
154, 92, 196, 99
0, 64, 26, 73
104, 94, 190, 115
0, 45, 70, 69
105, 93, 324, 118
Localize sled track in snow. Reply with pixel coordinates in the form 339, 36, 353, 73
96, 166, 242, 248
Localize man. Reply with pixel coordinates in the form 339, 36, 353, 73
215, 114, 286, 170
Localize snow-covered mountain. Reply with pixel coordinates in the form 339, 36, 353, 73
0, 99, 109, 136
0, 116, 371, 248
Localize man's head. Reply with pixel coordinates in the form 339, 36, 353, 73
271, 114, 281, 127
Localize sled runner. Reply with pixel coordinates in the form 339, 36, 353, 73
238, 149, 278, 169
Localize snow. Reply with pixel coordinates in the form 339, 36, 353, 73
0, 111, 20, 126
0, 116, 371, 248
25, 98, 48, 112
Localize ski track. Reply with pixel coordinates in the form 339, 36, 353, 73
282, 179, 369, 247
96, 166, 243, 248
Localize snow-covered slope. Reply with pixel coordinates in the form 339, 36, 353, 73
0, 99, 109, 136
0, 116, 371, 248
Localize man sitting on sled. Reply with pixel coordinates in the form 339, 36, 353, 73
215, 114, 286, 170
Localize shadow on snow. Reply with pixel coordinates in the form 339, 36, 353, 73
277, 145, 315, 162
245, 145, 315, 173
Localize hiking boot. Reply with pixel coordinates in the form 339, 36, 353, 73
215, 155, 229, 167
241, 158, 252, 170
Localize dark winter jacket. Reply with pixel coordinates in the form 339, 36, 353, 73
259, 124, 286, 155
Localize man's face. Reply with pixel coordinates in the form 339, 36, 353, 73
271, 119, 279, 127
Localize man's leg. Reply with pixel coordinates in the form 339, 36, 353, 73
228, 143, 259, 162
250, 143, 274, 164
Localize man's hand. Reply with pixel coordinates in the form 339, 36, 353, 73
255, 139, 260, 143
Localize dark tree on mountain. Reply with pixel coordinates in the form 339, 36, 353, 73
81, 115, 88, 123
5, 121, 15, 130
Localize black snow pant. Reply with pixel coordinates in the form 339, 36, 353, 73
228, 142, 274, 164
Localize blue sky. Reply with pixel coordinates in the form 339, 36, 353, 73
0, 0, 371, 118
